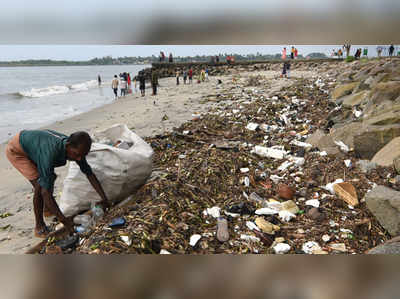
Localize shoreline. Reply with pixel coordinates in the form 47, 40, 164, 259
0, 69, 316, 253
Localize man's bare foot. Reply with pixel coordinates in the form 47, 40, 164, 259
34, 226, 50, 238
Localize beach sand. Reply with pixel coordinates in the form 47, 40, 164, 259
0, 70, 316, 253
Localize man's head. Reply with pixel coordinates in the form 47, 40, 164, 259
66, 131, 92, 161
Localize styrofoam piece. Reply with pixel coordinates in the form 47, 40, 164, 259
190, 234, 202, 247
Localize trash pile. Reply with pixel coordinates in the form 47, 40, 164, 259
52, 72, 397, 255
35, 59, 399, 254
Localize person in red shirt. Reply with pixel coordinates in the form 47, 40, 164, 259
188, 68, 193, 84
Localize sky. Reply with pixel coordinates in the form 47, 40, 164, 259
0, 45, 384, 61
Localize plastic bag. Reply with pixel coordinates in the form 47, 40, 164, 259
59, 124, 153, 217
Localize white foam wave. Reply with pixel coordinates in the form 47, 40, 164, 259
70, 80, 98, 91
19, 85, 70, 98
19, 79, 100, 98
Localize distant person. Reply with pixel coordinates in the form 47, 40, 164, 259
97, 75, 101, 86
161, 51, 165, 62
355, 48, 361, 59
363, 47, 368, 58
294, 48, 298, 59
377, 46, 383, 58
282, 47, 287, 59
205, 68, 209, 81
281, 62, 287, 78
291, 46, 295, 59
139, 72, 146, 97
183, 70, 187, 84
285, 61, 291, 78
120, 79, 127, 97
200, 69, 206, 82
112, 75, 119, 99
338, 49, 343, 58
5, 130, 110, 238
151, 70, 158, 96
188, 68, 193, 84
176, 70, 180, 85
216, 55, 220, 63
127, 73, 131, 87
226, 55, 231, 64
389, 45, 394, 57
169, 53, 173, 63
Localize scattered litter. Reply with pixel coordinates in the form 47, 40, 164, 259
305, 199, 320, 208
302, 241, 322, 254
273, 243, 291, 254
190, 234, 202, 247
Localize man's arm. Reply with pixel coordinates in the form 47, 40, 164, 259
86, 173, 111, 210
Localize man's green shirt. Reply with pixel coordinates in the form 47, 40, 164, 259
19, 130, 93, 190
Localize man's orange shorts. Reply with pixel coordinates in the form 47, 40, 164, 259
5, 132, 39, 181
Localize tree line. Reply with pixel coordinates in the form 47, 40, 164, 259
0, 52, 328, 67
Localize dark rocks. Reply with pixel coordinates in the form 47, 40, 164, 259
356, 160, 377, 174
306, 208, 325, 222
354, 124, 400, 159
365, 186, 400, 236
367, 237, 400, 254
278, 184, 295, 200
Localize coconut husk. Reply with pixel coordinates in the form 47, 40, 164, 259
333, 182, 359, 206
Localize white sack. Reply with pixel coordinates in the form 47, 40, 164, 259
59, 124, 153, 217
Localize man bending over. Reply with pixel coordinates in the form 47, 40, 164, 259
6, 130, 110, 238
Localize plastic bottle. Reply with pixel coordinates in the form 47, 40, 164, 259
91, 202, 104, 221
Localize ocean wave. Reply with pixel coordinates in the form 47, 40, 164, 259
18, 80, 102, 98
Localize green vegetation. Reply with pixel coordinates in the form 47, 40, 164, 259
346, 56, 355, 63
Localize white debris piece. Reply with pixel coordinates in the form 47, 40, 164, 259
329, 243, 347, 252
278, 210, 296, 222
322, 235, 331, 242
302, 241, 322, 254
290, 140, 312, 148
334, 140, 350, 152
288, 156, 305, 166
246, 123, 259, 131
120, 235, 132, 246
232, 109, 240, 114
255, 207, 279, 216
344, 160, 352, 167
240, 167, 250, 173
240, 234, 260, 243
253, 146, 286, 159
319, 151, 328, 156
246, 221, 260, 231
270, 175, 284, 183
353, 109, 362, 118
205, 207, 221, 218
273, 243, 291, 254
272, 96, 278, 100
224, 211, 240, 218
160, 249, 172, 254
305, 199, 320, 208
244, 177, 250, 187
278, 161, 293, 172
324, 178, 344, 194
189, 234, 202, 247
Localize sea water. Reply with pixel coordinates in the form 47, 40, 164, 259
0, 64, 149, 143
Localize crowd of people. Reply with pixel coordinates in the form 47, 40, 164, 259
110, 72, 134, 99
331, 45, 398, 59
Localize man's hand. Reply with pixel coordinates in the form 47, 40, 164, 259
98, 200, 111, 212
63, 217, 75, 235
